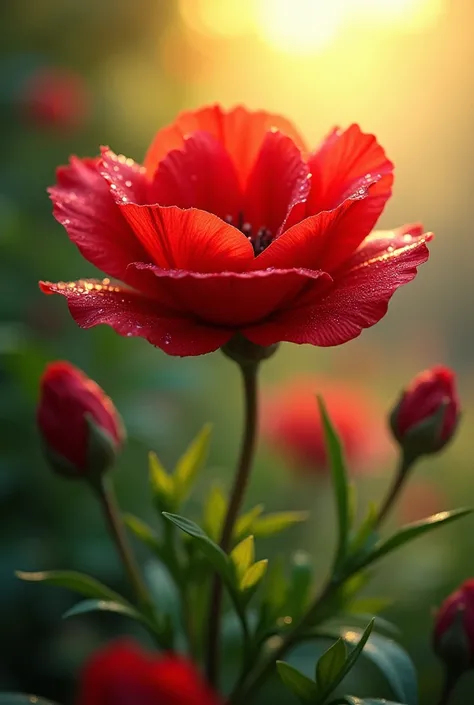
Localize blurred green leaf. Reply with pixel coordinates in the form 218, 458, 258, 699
233, 504, 265, 542
252, 511, 309, 538
174, 424, 212, 502
149, 451, 176, 512
260, 557, 287, 625
230, 536, 255, 583
286, 551, 313, 620
276, 661, 319, 702
340, 628, 418, 705
318, 396, 349, 570
241, 559, 268, 592
124, 514, 165, 560
316, 638, 347, 692
359, 508, 473, 569
331, 699, 405, 705
350, 502, 379, 555
63, 598, 143, 622
0, 696, 59, 704
16, 570, 127, 604
162, 513, 232, 585
203, 484, 228, 542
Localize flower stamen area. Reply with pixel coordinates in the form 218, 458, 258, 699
225, 213, 273, 256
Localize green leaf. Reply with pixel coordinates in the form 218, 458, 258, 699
317, 620, 375, 703
350, 502, 379, 555
63, 598, 144, 623
331, 699, 405, 705
174, 424, 212, 501
233, 504, 265, 542
316, 638, 347, 692
162, 513, 232, 585
0, 696, 59, 704
230, 535, 255, 582
124, 514, 165, 560
203, 484, 228, 542
260, 557, 287, 624
16, 570, 127, 604
317, 396, 350, 569
149, 451, 176, 511
252, 511, 309, 538
241, 559, 268, 592
276, 661, 319, 702
340, 628, 418, 705
287, 551, 314, 620
359, 508, 473, 570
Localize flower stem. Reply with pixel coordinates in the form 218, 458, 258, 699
436, 669, 459, 705
374, 453, 414, 528
206, 361, 260, 687
94, 476, 152, 608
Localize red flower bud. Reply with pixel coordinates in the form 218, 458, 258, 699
77, 639, 222, 705
433, 580, 474, 672
390, 366, 459, 459
37, 361, 124, 479
19, 67, 89, 131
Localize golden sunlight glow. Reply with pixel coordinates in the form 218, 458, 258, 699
178, 0, 254, 38
359, 0, 445, 30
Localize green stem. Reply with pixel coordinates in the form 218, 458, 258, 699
374, 453, 414, 528
205, 362, 260, 687
436, 669, 459, 705
94, 476, 152, 609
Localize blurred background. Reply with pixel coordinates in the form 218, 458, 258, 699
1, 0, 473, 702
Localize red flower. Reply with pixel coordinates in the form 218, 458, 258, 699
37, 361, 124, 477
19, 67, 89, 131
76, 639, 222, 705
261, 376, 389, 476
434, 580, 474, 669
41, 105, 431, 356
390, 366, 459, 455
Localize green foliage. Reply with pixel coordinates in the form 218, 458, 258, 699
16, 570, 126, 603
316, 638, 348, 692
0, 697, 59, 704
203, 484, 228, 542
276, 661, 319, 702
63, 598, 144, 623
123, 514, 164, 560
331, 699, 406, 705
251, 511, 309, 538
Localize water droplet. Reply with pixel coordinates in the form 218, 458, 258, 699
125, 180, 132, 188
127, 332, 133, 337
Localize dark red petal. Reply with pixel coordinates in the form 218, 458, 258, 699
150, 131, 242, 221
243, 130, 310, 237
48, 156, 159, 295
307, 124, 394, 214
143, 104, 307, 186
254, 188, 377, 272
132, 263, 331, 328
244, 227, 431, 347
39, 279, 232, 356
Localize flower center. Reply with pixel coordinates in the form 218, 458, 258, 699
225, 213, 273, 256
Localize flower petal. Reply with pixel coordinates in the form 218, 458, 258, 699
244, 226, 431, 347
143, 104, 307, 186
48, 156, 158, 293
39, 279, 232, 356
150, 131, 242, 221
243, 130, 310, 237
131, 264, 331, 328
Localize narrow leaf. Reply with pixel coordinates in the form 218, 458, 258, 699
331, 699, 405, 705
360, 508, 473, 569
175, 424, 212, 501
203, 484, 227, 542
260, 557, 287, 624
316, 638, 347, 692
63, 598, 143, 622
276, 661, 319, 702
350, 502, 379, 555
252, 511, 309, 538
286, 551, 314, 620
16, 570, 127, 604
149, 451, 175, 511
230, 536, 255, 582
241, 559, 268, 592
162, 513, 232, 584
233, 504, 265, 541
123, 514, 165, 560
317, 396, 350, 569
0, 696, 59, 705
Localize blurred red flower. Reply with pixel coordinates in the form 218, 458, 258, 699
41, 105, 431, 356
37, 361, 124, 477
390, 366, 460, 455
19, 67, 89, 131
261, 377, 390, 476
77, 639, 222, 705
434, 579, 474, 669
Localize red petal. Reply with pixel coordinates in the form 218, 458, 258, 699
243, 130, 310, 237
39, 279, 232, 356
48, 156, 158, 294
307, 124, 394, 214
132, 264, 331, 328
143, 104, 307, 186
150, 131, 242, 221
245, 226, 431, 347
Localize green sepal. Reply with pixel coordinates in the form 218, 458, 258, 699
276, 661, 319, 702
